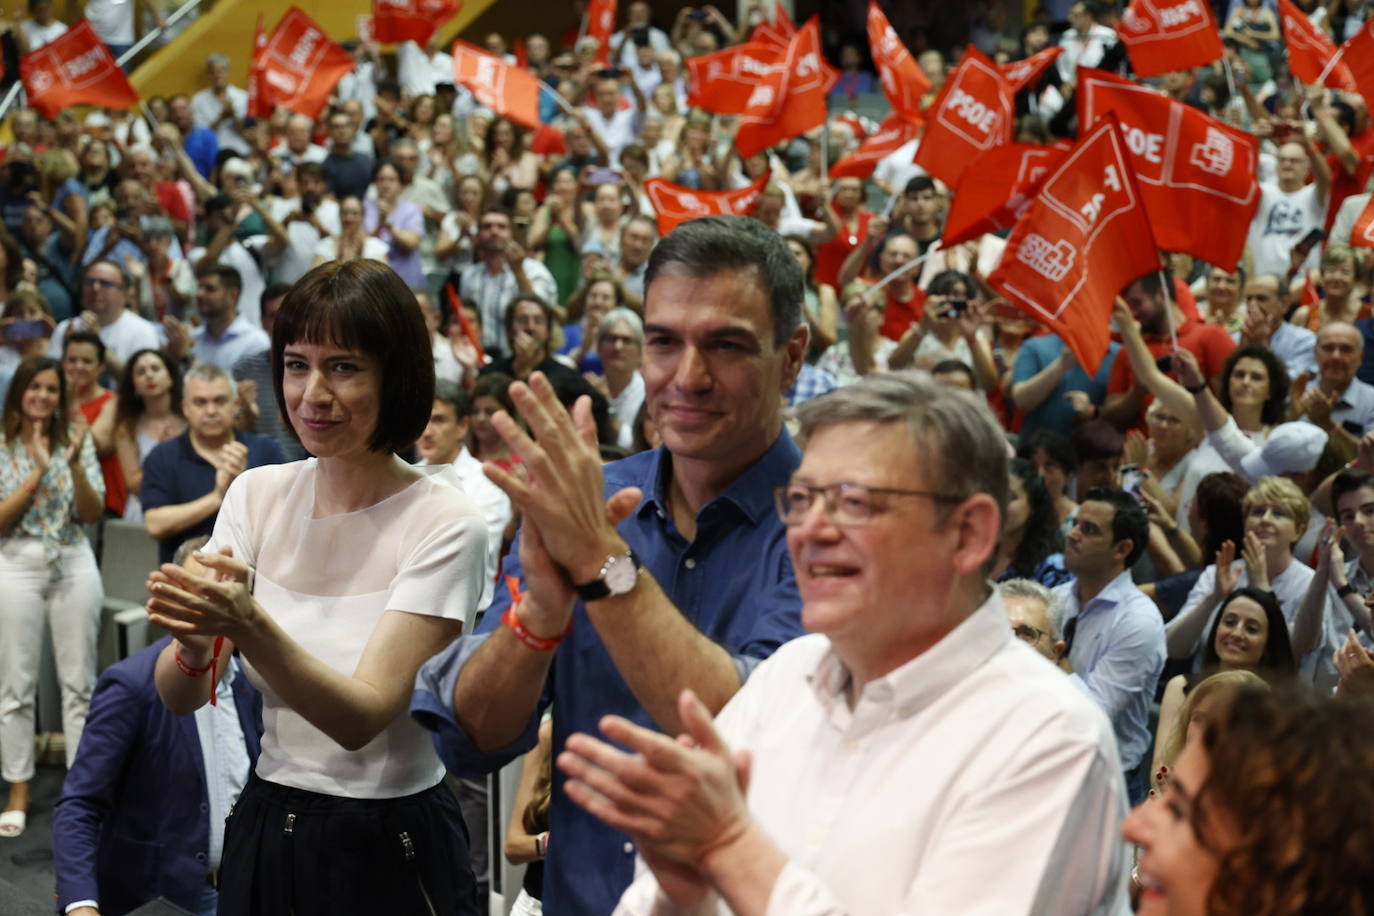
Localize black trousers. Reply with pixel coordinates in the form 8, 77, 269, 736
216, 774, 479, 916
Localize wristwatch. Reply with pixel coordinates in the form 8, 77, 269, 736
573, 550, 642, 602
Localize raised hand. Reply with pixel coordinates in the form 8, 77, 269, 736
213, 441, 249, 496
1212, 540, 1239, 597
1241, 529, 1269, 592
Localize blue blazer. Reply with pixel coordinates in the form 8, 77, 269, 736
53, 637, 263, 915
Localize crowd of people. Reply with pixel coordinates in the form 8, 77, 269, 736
0, 0, 1373, 913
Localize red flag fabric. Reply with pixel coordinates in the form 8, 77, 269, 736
1077, 68, 1259, 270
255, 8, 353, 120
943, 143, 1069, 247
514, 37, 527, 68
829, 114, 920, 179
987, 115, 1160, 375
1349, 193, 1374, 249
247, 13, 271, 118
750, 1, 796, 49
913, 46, 1013, 189
1278, 0, 1355, 90
644, 174, 770, 235
1344, 20, 1374, 114
997, 46, 1064, 92
866, 1, 930, 124
20, 20, 137, 120
1114, 0, 1224, 77
686, 41, 785, 114
371, 0, 459, 45
585, 0, 616, 67
734, 18, 838, 159
445, 286, 486, 367
451, 40, 542, 129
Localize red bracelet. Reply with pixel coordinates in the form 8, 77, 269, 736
502, 576, 571, 651
174, 636, 227, 706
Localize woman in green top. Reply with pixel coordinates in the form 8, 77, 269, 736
528, 165, 586, 307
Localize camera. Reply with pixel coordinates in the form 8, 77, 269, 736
943, 299, 968, 318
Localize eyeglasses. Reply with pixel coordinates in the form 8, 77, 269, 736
83, 277, 119, 289
1012, 624, 1048, 645
773, 482, 960, 527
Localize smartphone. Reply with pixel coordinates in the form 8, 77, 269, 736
1119, 464, 1144, 500
1291, 227, 1325, 262
4, 319, 45, 340
512, 216, 531, 245
1154, 353, 1174, 374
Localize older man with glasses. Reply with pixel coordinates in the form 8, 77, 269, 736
557, 373, 1131, 915
48, 260, 161, 380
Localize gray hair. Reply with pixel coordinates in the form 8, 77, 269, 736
999, 578, 1065, 642
795, 371, 1009, 522
206, 53, 230, 69
183, 362, 237, 402
173, 535, 210, 567
644, 215, 803, 348
596, 307, 644, 346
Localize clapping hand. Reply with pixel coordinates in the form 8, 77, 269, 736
1211, 540, 1239, 598
212, 441, 249, 496
1241, 529, 1269, 592
1334, 628, 1374, 698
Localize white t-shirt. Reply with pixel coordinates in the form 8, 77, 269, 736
191, 86, 251, 157
84, 0, 135, 45
20, 18, 67, 49
208, 461, 486, 797
48, 309, 162, 365
313, 235, 390, 264
1248, 181, 1326, 279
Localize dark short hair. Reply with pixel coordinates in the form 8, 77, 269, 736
1082, 486, 1149, 567
904, 175, 936, 196
205, 194, 232, 217
196, 261, 242, 294
1128, 269, 1165, 299
272, 259, 434, 453
1202, 586, 1297, 676
471, 371, 517, 418
296, 161, 326, 183
1019, 428, 1078, 472
261, 282, 292, 307
927, 269, 973, 297
1219, 345, 1289, 426
62, 328, 105, 364
433, 378, 471, 418
1070, 419, 1124, 462
1195, 471, 1249, 560
372, 158, 402, 183
1333, 468, 1374, 516
503, 293, 555, 339
643, 215, 803, 348
930, 359, 976, 387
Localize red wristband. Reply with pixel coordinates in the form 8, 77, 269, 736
502, 576, 571, 651
174, 636, 226, 706
174, 643, 214, 676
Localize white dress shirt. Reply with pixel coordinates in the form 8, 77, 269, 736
613, 593, 1131, 915
193, 659, 251, 870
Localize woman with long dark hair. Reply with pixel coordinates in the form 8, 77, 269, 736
0, 354, 103, 838
994, 458, 1070, 587
113, 348, 185, 521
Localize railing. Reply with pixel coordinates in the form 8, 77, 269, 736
0, 0, 210, 124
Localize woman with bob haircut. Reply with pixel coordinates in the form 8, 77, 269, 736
1125, 686, 1374, 914
145, 259, 486, 914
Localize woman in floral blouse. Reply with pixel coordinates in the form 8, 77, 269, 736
0, 355, 104, 839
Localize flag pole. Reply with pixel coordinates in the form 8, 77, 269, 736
818, 118, 830, 180
538, 80, 581, 119
881, 185, 901, 218
865, 244, 940, 300
1158, 267, 1180, 354
1221, 55, 1238, 114
1312, 46, 1346, 93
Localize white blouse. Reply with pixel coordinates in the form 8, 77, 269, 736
209, 460, 486, 798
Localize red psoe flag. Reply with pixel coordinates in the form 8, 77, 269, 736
1343, 20, 1374, 114
451, 40, 541, 129
866, 1, 930, 123
20, 19, 137, 120
829, 114, 921, 179
247, 13, 271, 118
913, 46, 1013, 188
1348, 192, 1374, 249
371, 0, 460, 45
256, 8, 353, 120
686, 41, 784, 114
734, 18, 838, 159
942, 143, 1069, 247
1278, 0, 1355, 90
1114, 0, 1224, 77
751, 1, 796, 49
1077, 68, 1259, 270
585, 0, 617, 66
987, 115, 1160, 375
998, 46, 1063, 92
644, 174, 770, 235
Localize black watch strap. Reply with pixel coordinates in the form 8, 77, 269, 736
573, 550, 642, 602
1338, 582, 1358, 599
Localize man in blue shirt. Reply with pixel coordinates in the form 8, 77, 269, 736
1054, 487, 1166, 803
412, 216, 808, 914
1011, 332, 1119, 438
143, 363, 284, 563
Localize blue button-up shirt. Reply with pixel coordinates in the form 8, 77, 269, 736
412, 432, 805, 915
1054, 571, 1165, 773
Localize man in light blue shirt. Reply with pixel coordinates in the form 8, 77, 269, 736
183, 263, 268, 372
1234, 273, 1316, 380
1055, 487, 1165, 803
